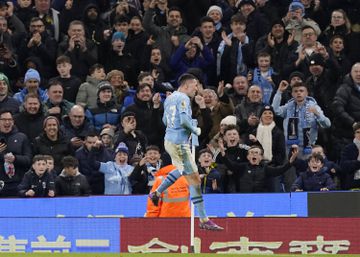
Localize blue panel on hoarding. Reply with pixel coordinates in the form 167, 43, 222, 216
0, 193, 308, 218
203, 193, 307, 217
289, 192, 308, 217
0, 218, 120, 252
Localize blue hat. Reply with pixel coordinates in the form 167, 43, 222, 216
115, 142, 129, 154
289, 0, 305, 13
24, 68, 41, 83
112, 32, 126, 42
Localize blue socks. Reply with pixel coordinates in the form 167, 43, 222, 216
156, 169, 182, 194
190, 184, 207, 220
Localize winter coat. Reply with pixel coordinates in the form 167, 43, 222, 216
33, 132, 74, 174
13, 88, 48, 103
0, 127, 32, 185
331, 75, 360, 140
61, 115, 95, 141
18, 169, 55, 197
124, 97, 165, 147
0, 96, 20, 115
143, 8, 190, 61
340, 143, 360, 190
14, 108, 45, 144
75, 145, 113, 195
76, 76, 101, 109
87, 99, 121, 131
220, 155, 292, 193
55, 169, 91, 196
291, 169, 336, 191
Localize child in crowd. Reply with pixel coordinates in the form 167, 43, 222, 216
53, 55, 81, 103
251, 52, 278, 105
131, 145, 165, 194
76, 64, 106, 109
43, 155, 57, 178
198, 149, 222, 193
100, 127, 115, 151
55, 156, 91, 196
89, 141, 134, 195
17, 155, 55, 197
291, 152, 336, 192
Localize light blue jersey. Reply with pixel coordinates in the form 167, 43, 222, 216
163, 91, 194, 144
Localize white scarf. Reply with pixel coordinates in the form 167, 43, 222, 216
256, 121, 275, 161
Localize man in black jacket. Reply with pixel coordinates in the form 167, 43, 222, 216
0, 109, 32, 197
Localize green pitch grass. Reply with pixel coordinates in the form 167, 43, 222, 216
0, 254, 359, 257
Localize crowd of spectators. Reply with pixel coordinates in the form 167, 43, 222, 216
1, 0, 360, 197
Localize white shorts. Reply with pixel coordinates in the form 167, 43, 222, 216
164, 140, 198, 175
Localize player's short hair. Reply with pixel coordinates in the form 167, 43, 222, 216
32, 155, 48, 164
178, 73, 197, 86
146, 145, 160, 153
56, 55, 71, 65
62, 156, 79, 168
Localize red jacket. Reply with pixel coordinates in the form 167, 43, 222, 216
146, 165, 190, 217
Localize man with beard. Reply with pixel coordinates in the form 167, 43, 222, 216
0, 109, 32, 197
18, 17, 57, 79
14, 94, 45, 145
82, 3, 108, 46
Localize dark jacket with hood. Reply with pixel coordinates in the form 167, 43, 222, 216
82, 3, 109, 46
55, 168, 91, 196
0, 127, 32, 191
